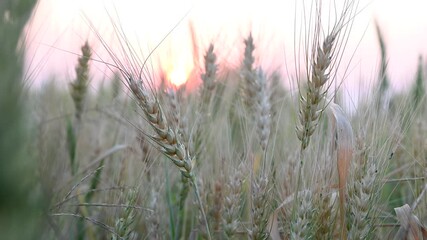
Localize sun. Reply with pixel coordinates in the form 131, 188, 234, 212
163, 53, 195, 87
168, 65, 189, 87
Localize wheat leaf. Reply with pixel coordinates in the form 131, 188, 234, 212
394, 204, 427, 240
327, 102, 354, 238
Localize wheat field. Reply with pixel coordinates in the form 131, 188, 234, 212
1, 0, 427, 239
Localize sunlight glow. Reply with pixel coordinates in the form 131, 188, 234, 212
168, 63, 191, 87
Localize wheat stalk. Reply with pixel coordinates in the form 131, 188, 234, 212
296, 0, 359, 151
70, 41, 92, 123
296, 33, 337, 151
126, 76, 212, 239
292, 32, 338, 237
292, 2, 359, 238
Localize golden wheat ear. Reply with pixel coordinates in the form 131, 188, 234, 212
327, 102, 354, 239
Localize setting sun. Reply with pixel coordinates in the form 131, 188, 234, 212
161, 42, 195, 87
168, 63, 191, 87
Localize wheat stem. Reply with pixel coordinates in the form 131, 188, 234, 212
192, 178, 212, 240
126, 75, 212, 239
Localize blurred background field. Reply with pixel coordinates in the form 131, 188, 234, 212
1, 0, 427, 239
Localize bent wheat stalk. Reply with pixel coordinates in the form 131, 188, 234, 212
126, 76, 212, 239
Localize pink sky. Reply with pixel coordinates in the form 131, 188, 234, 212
25, 0, 427, 106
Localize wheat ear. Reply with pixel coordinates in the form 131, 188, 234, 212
241, 33, 258, 109
201, 43, 217, 92
293, 30, 340, 237
70, 41, 92, 123
222, 168, 243, 238
255, 69, 271, 151
112, 189, 137, 240
128, 78, 193, 178
296, 33, 336, 151
250, 175, 271, 240
126, 77, 212, 239
291, 190, 314, 239
347, 140, 377, 239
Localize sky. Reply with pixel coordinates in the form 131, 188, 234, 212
24, 0, 427, 107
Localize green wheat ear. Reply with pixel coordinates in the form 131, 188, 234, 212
67, 41, 92, 175
70, 41, 92, 122
67, 41, 93, 239
112, 189, 138, 240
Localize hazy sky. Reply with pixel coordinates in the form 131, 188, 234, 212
25, 0, 427, 105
